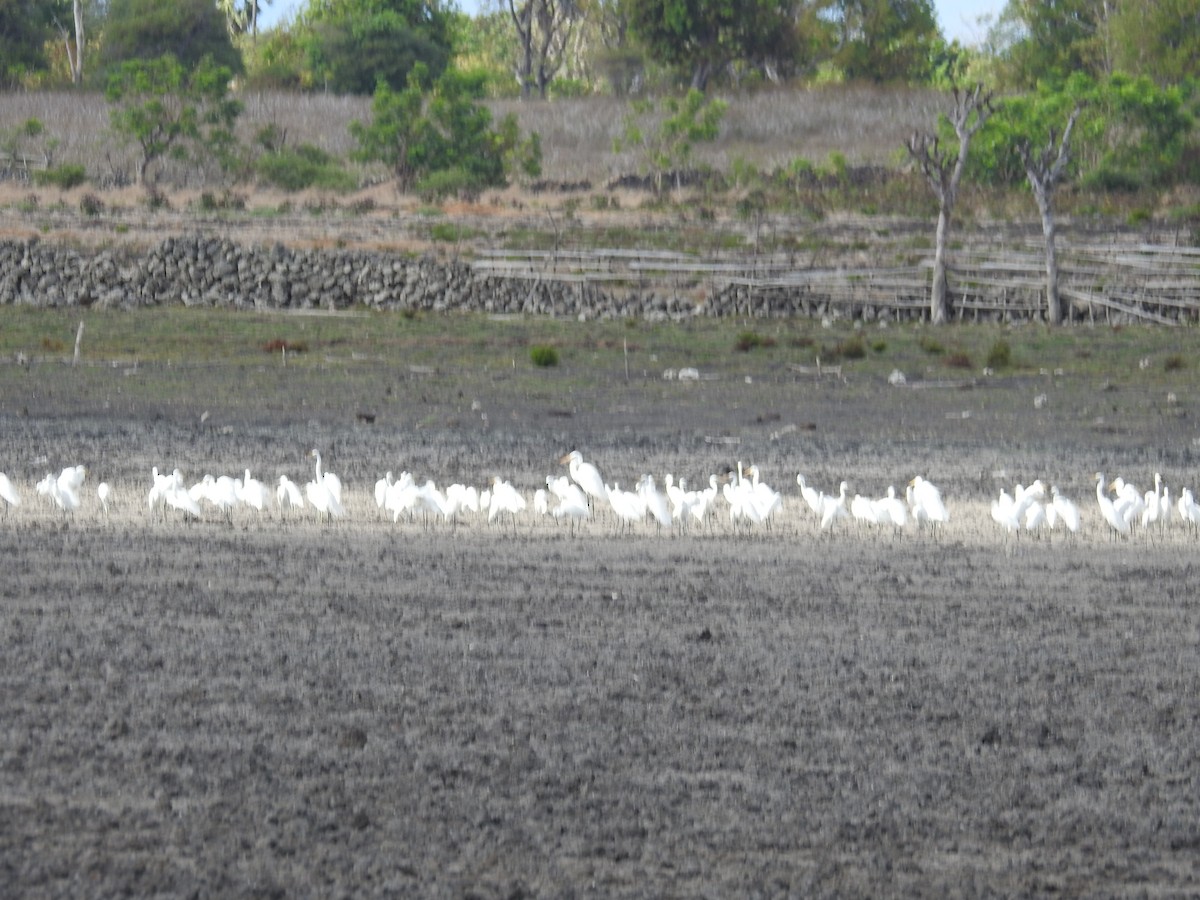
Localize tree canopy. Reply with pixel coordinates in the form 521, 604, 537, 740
301, 0, 453, 94
100, 0, 243, 76
0, 0, 65, 85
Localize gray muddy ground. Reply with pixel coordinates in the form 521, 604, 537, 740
3, 356, 1200, 897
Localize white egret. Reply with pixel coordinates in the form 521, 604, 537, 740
1049, 486, 1081, 533
277, 475, 304, 514
796, 474, 823, 517
307, 450, 345, 520
97, 482, 111, 519
1096, 473, 1131, 536
820, 481, 849, 531
238, 469, 269, 515
908, 476, 949, 525
561, 451, 607, 506
873, 486, 908, 532
0, 472, 21, 514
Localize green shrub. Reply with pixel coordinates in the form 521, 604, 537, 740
871, 339, 887, 353
986, 338, 1013, 369
33, 164, 86, 189
256, 144, 356, 192
429, 222, 464, 242
1164, 353, 1186, 371
919, 335, 944, 355
416, 167, 474, 201
530, 345, 559, 367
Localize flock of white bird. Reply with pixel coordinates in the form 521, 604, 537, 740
1, 448, 1198, 540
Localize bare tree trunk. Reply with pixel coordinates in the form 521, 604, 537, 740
1018, 106, 1082, 326
906, 85, 993, 324
510, 0, 537, 99
59, 0, 85, 85
931, 206, 951, 323
1032, 183, 1061, 324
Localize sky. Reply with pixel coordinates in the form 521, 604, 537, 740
258, 1, 1002, 48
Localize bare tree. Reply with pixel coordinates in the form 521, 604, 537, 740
1017, 105, 1082, 326
509, 0, 579, 99
906, 84, 994, 323
57, 0, 85, 86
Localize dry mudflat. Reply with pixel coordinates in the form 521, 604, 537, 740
2, 353, 1200, 897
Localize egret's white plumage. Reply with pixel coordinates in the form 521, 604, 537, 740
561, 451, 606, 505
0, 472, 21, 513
1050, 486, 1081, 533
1096, 473, 1131, 536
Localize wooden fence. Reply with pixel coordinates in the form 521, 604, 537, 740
473, 239, 1200, 323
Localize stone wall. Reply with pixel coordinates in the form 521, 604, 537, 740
0, 235, 715, 320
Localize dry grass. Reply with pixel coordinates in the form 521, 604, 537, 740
1, 85, 946, 191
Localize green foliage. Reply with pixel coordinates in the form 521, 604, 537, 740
256, 144, 356, 192
0, 118, 57, 181
529, 345, 560, 367
971, 73, 1194, 190
614, 90, 727, 194
301, 0, 452, 94
0, 0, 57, 85
242, 24, 308, 90
986, 338, 1012, 369
1165, 353, 1187, 372
351, 64, 541, 196
831, 0, 940, 83
624, 0, 799, 90
33, 164, 87, 190
101, 0, 243, 77
106, 54, 244, 186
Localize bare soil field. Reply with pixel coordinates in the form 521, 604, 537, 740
3, 347, 1200, 898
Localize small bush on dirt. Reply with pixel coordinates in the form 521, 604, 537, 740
986, 338, 1013, 369
945, 351, 973, 369
41, 337, 66, 352
736, 331, 776, 352
872, 339, 888, 353
79, 193, 104, 216
430, 222, 465, 242
919, 335, 944, 355
530, 345, 559, 367
256, 144, 356, 192
837, 335, 866, 359
789, 335, 815, 349
262, 339, 308, 353
197, 190, 246, 211
143, 186, 170, 209
1164, 353, 1186, 371
33, 164, 86, 189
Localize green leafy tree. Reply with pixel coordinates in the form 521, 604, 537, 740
1108, 0, 1200, 84
613, 88, 727, 194
0, 0, 63, 85
995, 0, 1110, 88
302, 0, 453, 94
971, 73, 1193, 190
100, 0, 243, 76
351, 63, 541, 196
624, 0, 797, 90
106, 54, 244, 186
830, 0, 940, 83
